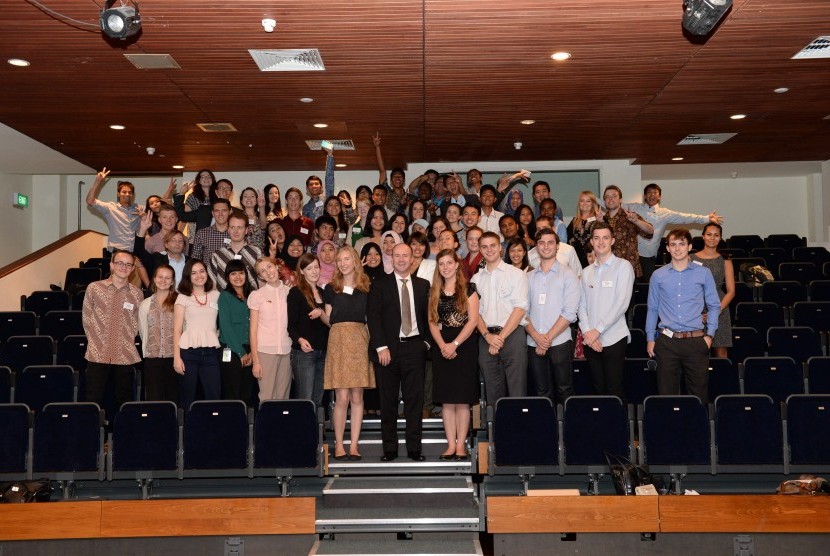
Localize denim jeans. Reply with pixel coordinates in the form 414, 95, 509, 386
179, 347, 221, 409
291, 348, 325, 408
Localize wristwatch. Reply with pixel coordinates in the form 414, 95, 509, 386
452, 340, 459, 347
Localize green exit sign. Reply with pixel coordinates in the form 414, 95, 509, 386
13, 193, 28, 208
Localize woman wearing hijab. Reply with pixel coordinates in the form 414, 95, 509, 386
316, 239, 338, 287
379, 230, 402, 275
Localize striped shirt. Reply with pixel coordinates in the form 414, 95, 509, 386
209, 244, 262, 291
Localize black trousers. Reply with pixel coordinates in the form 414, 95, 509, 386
584, 336, 628, 402
655, 334, 710, 404
376, 339, 426, 455
85, 362, 134, 417
143, 357, 179, 405
527, 340, 574, 404
220, 352, 256, 406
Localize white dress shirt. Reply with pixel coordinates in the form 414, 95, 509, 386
471, 260, 529, 328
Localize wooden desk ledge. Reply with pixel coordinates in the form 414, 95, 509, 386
487, 495, 659, 533
659, 494, 830, 533
0, 498, 317, 541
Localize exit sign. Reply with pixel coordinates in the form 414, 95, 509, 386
13, 193, 28, 208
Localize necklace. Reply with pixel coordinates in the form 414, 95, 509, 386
193, 292, 208, 306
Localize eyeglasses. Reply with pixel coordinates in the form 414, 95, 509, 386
112, 261, 135, 269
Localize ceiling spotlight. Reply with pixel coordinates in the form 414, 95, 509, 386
774, 87, 789, 94
100, 0, 142, 40
730, 113, 746, 120
313, 123, 328, 128
109, 124, 125, 130
520, 120, 536, 125
7, 58, 30, 67
262, 18, 277, 33
335, 163, 347, 168
550, 52, 571, 61
299, 97, 314, 103
672, 157, 685, 161
682, 0, 732, 36
172, 165, 185, 169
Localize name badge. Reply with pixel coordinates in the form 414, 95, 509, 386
692, 260, 703, 266
210, 302, 219, 310
662, 328, 674, 338
233, 254, 242, 260
123, 302, 134, 310
300, 227, 309, 234
315, 200, 324, 208
223, 237, 231, 244
339, 232, 347, 239
538, 293, 547, 305
222, 348, 232, 362
248, 218, 256, 225
343, 286, 354, 295
602, 280, 613, 288
353, 226, 362, 233
587, 216, 597, 223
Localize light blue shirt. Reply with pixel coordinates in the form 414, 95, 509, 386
578, 254, 634, 347
625, 203, 709, 257
526, 261, 580, 347
91, 199, 142, 251
645, 259, 721, 341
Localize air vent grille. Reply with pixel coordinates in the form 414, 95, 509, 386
677, 133, 737, 145
123, 54, 181, 70
305, 139, 355, 151
792, 37, 830, 59
249, 49, 325, 71
196, 123, 238, 133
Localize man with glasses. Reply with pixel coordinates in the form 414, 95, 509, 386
472, 232, 529, 407
81, 249, 144, 420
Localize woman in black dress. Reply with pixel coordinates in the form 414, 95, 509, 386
428, 249, 480, 460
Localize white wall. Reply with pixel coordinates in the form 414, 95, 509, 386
0, 172, 33, 266
638, 175, 811, 240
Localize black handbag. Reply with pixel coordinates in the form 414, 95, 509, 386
605, 452, 652, 495
0, 479, 52, 503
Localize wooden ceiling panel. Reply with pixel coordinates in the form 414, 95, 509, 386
1, 0, 829, 172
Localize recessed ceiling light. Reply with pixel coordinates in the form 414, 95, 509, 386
520, 120, 536, 125
172, 165, 185, 169
672, 157, 684, 161
730, 114, 746, 120
551, 52, 571, 61
313, 123, 328, 128
7, 58, 30, 67
335, 163, 347, 168
774, 87, 789, 94
300, 97, 314, 103
110, 124, 126, 130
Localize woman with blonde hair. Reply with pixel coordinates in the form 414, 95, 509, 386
567, 190, 604, 267
428, 249, 480, 460
323, 246, 375, 461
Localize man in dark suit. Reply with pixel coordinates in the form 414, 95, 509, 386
368, 243, 431, 461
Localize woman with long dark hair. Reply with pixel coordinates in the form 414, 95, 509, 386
173, 259, 221, 408
691, 223, 735, 359
263, 183, 284, 222
354, 205, 388, 255
218, 259, 255, 403
174, 169, 216, 243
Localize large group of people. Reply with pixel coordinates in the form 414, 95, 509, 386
82, 137, 729, 460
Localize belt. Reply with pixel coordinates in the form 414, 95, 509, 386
398, 334, 422, 342
486, 326, 503, 334
662, 328, 705, 339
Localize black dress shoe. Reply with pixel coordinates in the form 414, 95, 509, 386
439, 454, 455, 461
348, 454, 362, 462
333, 453, 348, 461
380, 453, 398, 462
454, 452, 470, 461
408, 451, 426, 461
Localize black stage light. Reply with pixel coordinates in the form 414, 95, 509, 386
682, 0, 732, 36
100, 0, 141, 40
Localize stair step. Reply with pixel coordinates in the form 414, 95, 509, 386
327, 458, 473, 476
315, 505, 481, 533
309, 537, 483, 555
323, 477, 474, 508
342, 417, 446, 431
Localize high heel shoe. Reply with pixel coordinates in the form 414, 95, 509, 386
439, 453, 456, 461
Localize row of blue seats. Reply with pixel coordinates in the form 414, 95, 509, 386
488, 394, 830, 492
0, 400, 323, 498
630, 281, 830, 309
0, 335, 139, 374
